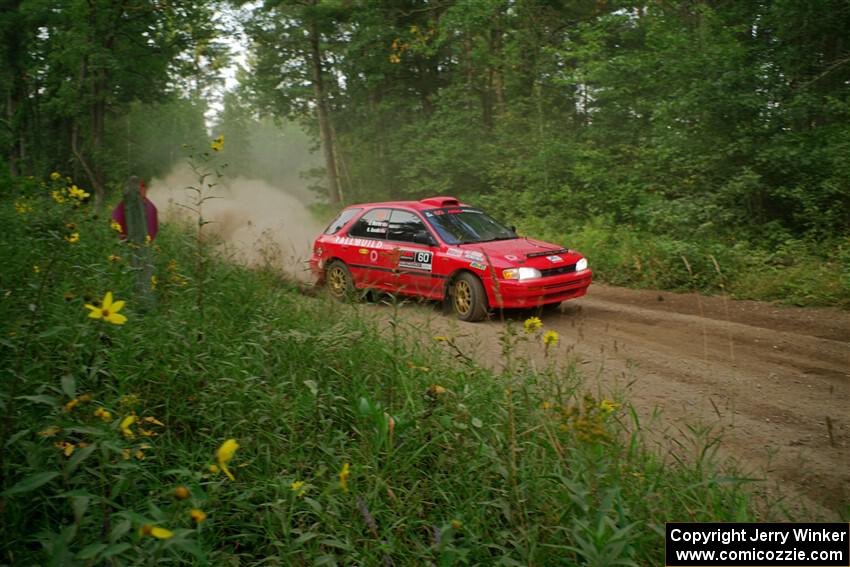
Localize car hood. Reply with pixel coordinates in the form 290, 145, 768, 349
456, 238, 582, 268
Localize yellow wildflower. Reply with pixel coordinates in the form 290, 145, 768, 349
50, 171, 61, 181
150, 275, 157, 289
207, 464, 220, 474
190, 509, 207, 524
140, 525, 173, 539
216, 439, 239, 481
108, 254, 122, 263
433, 335, 447, 342
600, 399, 620, 413
94, 407, 112, 422
77, 393, 91, 402
451, 519, 462, 530
338, 462, 350, 492
51, 190, 65, 204
524, 316, 542, 333
68, 185, 90, 200
37, 426, 61, 437
135, 449, 145, 460
14, 202, 32, 214
291, 480, 307, 496
110, 220, 123, 233
145, 234, 151, 245
64, 399, 79, 412
64, 232, 79, 244
142, 416, 164, 426
121, 448, 132, 460
84, 291, 127, 325
543, 330, 559, 347
211, 135, 224, 152
174, 486, 190, 500
54, 441, 75, 457
33, 265, 40, 273
120, 415, 136, 438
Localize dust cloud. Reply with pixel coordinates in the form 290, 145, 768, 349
147, 165, 325, 281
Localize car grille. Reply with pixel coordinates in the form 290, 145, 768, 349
540, 263, 577, 278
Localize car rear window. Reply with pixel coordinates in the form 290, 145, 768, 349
323, 208, 362, 235
348, 208, 391, 238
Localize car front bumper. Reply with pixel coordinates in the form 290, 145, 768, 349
489, 270, 592, 308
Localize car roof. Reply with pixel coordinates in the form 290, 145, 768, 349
345, 196, 468, 212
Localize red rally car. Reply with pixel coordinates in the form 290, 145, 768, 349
309, 196, 592, 321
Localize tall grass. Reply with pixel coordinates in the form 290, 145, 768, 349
0, 171, 772, 566
519, 215, 850, 308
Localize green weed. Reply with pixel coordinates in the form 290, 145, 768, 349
0, 171, 776, 566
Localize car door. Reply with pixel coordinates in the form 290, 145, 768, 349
343, 208, 396, 291
386, 209, 443, 299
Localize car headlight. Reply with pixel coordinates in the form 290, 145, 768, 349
576, 258, 588, 272
502, 267, 542, 281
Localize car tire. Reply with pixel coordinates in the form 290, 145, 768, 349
451, 272, 488, 322
326, 260, 355, 301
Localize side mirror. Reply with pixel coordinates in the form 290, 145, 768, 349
413, 230, 436, 247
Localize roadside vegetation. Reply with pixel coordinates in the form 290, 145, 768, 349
1, 168, 790, 566
511, 216, 850, 308
3, 3, 849, 309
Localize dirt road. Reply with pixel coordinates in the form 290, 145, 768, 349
359, 284, 849, 519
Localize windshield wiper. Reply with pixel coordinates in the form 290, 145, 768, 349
477, 236, 516, 243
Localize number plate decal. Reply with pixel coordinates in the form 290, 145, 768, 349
398, 250, 433, 272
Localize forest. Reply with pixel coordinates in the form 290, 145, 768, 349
2, 0, 850, 303
2, 2, 849, 564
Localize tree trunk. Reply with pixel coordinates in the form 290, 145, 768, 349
307, 19, 341, 204
6, 90, 19, 176
90, 70, 106, 209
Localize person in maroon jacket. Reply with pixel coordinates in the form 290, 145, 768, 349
111, 178, 158, 241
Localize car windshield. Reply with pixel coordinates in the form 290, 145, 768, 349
423, 207, 516, 245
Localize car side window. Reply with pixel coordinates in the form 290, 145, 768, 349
323, 208, 362, 235
348, 208, 390, 239
387, 209, 430, 243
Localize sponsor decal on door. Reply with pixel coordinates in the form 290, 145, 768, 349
399, 250, 433, 272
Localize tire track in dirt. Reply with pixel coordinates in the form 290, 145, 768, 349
357, 284, 849, 519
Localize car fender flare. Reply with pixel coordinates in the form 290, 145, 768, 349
322, 256, 348, 282
445, 269, 496, 307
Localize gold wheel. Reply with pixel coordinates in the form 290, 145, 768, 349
327, 263, 351, 300
453, 279, 472, 315
451, 272, 488, 321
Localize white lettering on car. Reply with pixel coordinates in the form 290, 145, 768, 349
398, 249, 433, 272
333, 236, 385, 249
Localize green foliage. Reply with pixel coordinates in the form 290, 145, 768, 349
539, 216, 850, 308
0, 1, 220, 199
237, 0, 849, 306
0, 172, 773, 565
